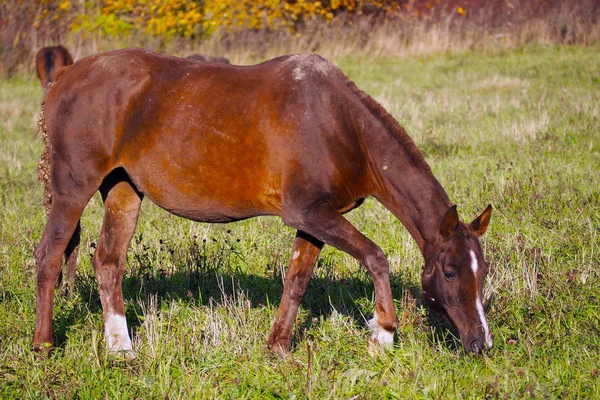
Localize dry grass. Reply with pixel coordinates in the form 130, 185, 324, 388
176, 1, 600, 65
502, 111, 550, 142
473, 74, 531, 91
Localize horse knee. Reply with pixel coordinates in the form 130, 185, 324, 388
35, 246, 62, 285
363, 246, 389, 277
286, 276, 310, 303
34, 238, 48, 265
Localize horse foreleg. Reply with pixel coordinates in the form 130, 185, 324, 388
283, 203, 397, 350
93, 178, 142, 358
267, 231, 323, 357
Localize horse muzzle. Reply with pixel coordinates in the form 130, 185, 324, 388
465, 330, 493, 354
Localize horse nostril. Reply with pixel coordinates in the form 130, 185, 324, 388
487, 334, 495, 349
470, 341, 482, 355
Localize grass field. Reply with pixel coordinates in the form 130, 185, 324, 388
0, 45, 599, 398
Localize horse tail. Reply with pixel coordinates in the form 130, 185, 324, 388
37, 101, 80, 290
43, 51, 55, 84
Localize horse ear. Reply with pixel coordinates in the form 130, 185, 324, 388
439, 205, 459, 240
470, 204, 492, 237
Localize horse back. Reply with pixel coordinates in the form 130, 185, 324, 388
43, 49, 375, 221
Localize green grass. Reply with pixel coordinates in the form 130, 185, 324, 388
1, 44, 599, 398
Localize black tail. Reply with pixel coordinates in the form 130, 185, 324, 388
44, 51, 55, 85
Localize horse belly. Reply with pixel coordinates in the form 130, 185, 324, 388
120, 134, 283, 222
138, 171, 282, 223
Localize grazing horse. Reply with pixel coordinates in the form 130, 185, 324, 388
35, 46, 74, 93
186, 54, 230, 64
34, 49, 493, 357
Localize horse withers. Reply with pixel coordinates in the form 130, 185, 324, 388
34, 49, 493, 357
35, 45, 74, 93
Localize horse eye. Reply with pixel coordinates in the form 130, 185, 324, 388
444, 272, 458, 281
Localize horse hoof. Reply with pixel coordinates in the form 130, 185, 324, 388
108, 349, 137, 362
33, 341, 53, 355
367, 335, 394, 357
367, 337, 382, 357
276, 348, 290, 359
58, 282, 74, 296
266, 341, 291, 358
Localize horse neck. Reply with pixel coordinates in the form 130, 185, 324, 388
364, 115, 452, 254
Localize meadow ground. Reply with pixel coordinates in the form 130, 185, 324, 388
0, 45, 598, 398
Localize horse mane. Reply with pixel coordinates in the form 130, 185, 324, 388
343, 77, 434, 175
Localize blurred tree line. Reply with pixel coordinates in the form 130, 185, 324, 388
3, 0, 398, 46
1, 0, 598, 76
1, 0, 402, 75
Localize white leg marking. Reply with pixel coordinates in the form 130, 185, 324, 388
368, 312, 394, 348
105, 313, 133, 352
292, 250, 300, 260
470, 250, 493, 349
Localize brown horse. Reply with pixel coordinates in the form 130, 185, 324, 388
186, 54, 230, 64
34, 49, 493, 357
35, 46, 74, 93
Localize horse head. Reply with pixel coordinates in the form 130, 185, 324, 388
422, 205, 493, 354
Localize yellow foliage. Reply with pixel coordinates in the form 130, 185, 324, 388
59, 0, 70, 12
202, 0, 377, 33
34, 0, 397, 42
101, 0, 202, 39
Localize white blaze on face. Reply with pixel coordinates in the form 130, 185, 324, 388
368, 312, 394, 348
470, 250, 493, 349
105, 313, 133, 352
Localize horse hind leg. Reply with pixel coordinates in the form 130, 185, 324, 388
34, 195, 91, 352
38, 119, 80, 293
93, 171, 142, 358
61, 221, 80, 291
53, 221, 80, 293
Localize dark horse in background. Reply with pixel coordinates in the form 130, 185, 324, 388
34, 49, 493, 358
35, 45, 74, 93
